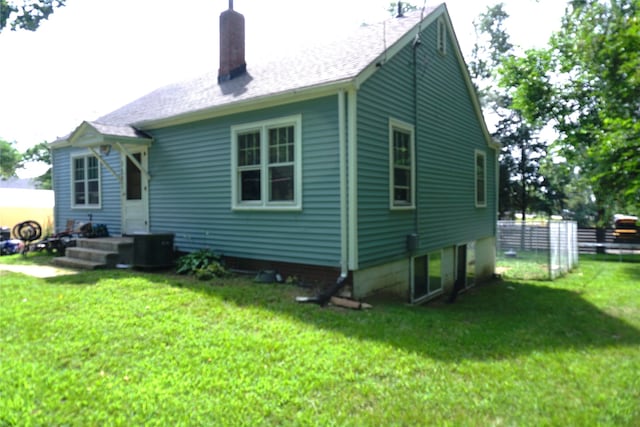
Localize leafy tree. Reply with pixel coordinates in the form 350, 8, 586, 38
469, 3, 547, 220
539, 157, 599, 227
0, 0, 65, 32
0, 139, 22, 179
387, 2, 419, 17
503, 0, 640, 226
22, 141, 51, 189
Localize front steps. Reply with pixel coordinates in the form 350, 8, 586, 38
52, 237, 134, 270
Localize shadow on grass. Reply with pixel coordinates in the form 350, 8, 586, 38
41, 268, 178, 286
35, 262, 640, 362
224, 279, 640, 361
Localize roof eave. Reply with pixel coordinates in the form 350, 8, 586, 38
51, 121, 153, 149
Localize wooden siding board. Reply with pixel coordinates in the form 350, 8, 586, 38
356, 19, 496, 268
147, 96, 342, 267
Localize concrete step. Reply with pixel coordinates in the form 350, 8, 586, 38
76, 238, 134, 265
65, 247, 119, 266
77, 237, 133, 252
51, 237, 135, 270
52, 256, 106, 270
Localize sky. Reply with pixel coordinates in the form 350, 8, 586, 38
0, 0, 567, 177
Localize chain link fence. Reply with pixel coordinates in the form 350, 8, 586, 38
496, 220, 578, 280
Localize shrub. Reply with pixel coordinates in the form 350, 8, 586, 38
195, 263, 230, 281
175, 249, 228, 278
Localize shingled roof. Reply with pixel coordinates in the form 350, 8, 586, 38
94, 5, 442, 130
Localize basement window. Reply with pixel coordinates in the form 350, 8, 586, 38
71, 154, 101, 208
412, 251, 444, 303
231, 115, 302, 210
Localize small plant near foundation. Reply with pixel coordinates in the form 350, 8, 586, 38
285, 275, 299, 285
195, 263, 229, 281
176, 249, 228, 278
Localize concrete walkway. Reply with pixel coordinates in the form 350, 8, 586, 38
0, 264, 78, 278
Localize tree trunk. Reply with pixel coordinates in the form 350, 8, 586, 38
595, 206, 606, 254
520, 140, 527, 223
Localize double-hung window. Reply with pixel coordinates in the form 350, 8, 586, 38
389, 119, 415, 210
72, 154, 101, 208
475, 150, 487, 207
232, 115, 302, 210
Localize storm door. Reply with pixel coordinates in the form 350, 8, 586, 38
122, 150, 149, 234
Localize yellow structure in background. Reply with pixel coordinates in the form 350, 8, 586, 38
0, 188, 54, 238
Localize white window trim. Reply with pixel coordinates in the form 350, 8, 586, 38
475, 149, 487, 208
389, 118, 416, 210
70, 153, 102, 209
231, 114, 302, 211
437, 17, 447, 56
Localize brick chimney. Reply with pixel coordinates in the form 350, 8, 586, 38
218, 0, 246, 83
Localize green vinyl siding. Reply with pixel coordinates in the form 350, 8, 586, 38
52, 146, 123, 234
357, 15, 496, 269
147, 96, 342, 267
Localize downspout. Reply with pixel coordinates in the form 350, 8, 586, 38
412, 33, 421, 241
347, 88, 358, 270
296, 90, 350, 305
338, 90, 349, 281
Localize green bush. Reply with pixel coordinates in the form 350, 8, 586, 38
195, 263, 229, 281
175, 249, 227, 278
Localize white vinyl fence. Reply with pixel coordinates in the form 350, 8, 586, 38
497, 220, 578, 280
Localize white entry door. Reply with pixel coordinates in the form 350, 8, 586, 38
122, 149, 149, 234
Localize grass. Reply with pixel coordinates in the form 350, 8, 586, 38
1, 253, 639, 426
497, 250, 551, 280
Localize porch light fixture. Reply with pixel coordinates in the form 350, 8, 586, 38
99, 144, 111, 155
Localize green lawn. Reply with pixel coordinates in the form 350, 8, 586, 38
497, 250, 552, 280
1, 253, 639, 426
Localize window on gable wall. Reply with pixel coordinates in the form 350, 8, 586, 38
72, 154, 101, 208
475, 150, 487, 207
437, 17, 447, 55
232, 115, 302, 210
389, 119, 415, 210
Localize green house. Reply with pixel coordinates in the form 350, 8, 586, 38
50, 3, 499, 303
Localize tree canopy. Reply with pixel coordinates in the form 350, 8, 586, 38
0, 0, 65, 32
501, 0, 640, 221
469, 3, 548, 221
0, 139, 21, 179
22, 141, 52, 189
387, 2, 419, 17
